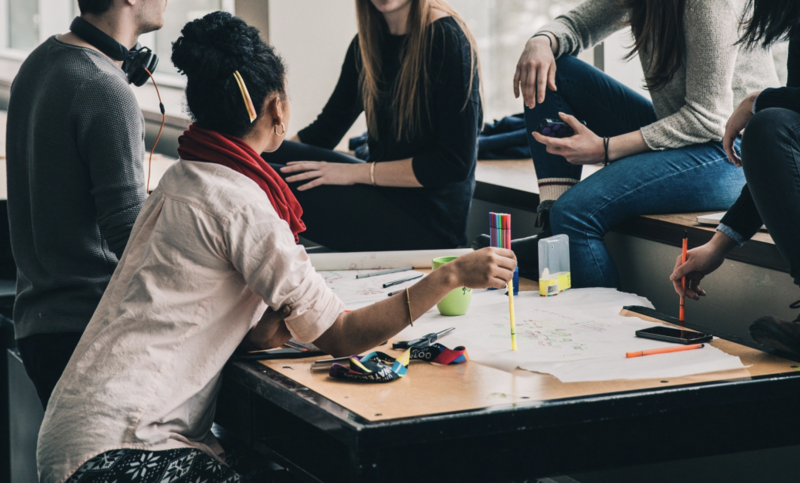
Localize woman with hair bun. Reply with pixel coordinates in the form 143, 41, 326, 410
35, 12, 514, 483
265, 0, 482, 252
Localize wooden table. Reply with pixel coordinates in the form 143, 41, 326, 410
216, 280, 800, 482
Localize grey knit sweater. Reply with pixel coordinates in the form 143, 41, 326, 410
539, 0, 779, 150
6, 36, 146, 339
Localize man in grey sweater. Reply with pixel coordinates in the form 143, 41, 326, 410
6, 0, 166, 408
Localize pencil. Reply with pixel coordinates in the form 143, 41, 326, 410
356, 267, 413, 279
680, 229, 687, 325
626, 343, 704, 358
508, 278, 517, 351
382, 273, 423, 288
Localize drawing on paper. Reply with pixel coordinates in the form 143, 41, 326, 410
488, 317, 604, 352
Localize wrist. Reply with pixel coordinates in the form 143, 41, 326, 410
709, 230, 738, 254
530, 33, 554, 53
597, 136, 608, 164
747, 90, 762, 114
356, 163, 371, 185
532, 31, 557, 53
437, 263, 462, 291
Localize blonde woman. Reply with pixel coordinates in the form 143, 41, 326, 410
264, 0, 481, 252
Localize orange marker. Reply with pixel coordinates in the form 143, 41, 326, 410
680, 229, 688, 325
626, 343, 704, 359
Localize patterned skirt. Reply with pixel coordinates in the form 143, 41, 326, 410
66, 448, 242, 483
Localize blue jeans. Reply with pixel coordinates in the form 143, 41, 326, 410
741, 108, 800, 287
524, 55, 746, 288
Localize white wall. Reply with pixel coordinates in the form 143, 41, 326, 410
268, 1, 366, 142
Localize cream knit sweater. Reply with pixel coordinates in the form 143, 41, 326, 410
539, 0, 779, 150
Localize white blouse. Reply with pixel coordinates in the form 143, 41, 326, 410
37, 160, 344, 483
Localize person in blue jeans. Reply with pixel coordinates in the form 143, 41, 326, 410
672, 0, 800, 355
472, 0, 779, 288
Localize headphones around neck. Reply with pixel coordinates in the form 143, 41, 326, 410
69, 16, 158, 87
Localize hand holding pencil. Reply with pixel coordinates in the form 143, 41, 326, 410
670, 232, 734, 301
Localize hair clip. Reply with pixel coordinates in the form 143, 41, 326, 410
232, 70, 257, 123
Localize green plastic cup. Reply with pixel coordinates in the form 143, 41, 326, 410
432, 256, 472, 316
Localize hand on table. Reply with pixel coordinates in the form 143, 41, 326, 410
532, 112, 604, 165
723, 91, 760, 167
281, 161, 364, 191
514, 35, 557, 109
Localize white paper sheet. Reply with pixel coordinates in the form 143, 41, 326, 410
309, 249, 472, 271
392, 288, 744, 381
521, 345, 743, 383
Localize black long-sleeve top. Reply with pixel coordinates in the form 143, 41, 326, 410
298, 17, 482, 247
718, 28, 800, 244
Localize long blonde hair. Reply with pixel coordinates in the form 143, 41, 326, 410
355, 0, 481, 141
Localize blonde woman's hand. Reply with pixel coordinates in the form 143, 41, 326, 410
514, 34, 557, 109
723, 91, 760, 167
281, 161, 366, 191
531, 112, 604, 165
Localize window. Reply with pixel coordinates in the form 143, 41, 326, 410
450, 0, 582, 123
0, 0, 232, 78
148, 0, 234, 78
8, 0, 39, 50
449, 0, 789, 121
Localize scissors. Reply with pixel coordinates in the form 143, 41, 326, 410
391, 327, 455, 350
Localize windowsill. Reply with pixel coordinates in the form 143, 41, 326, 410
473, 159, 785, 273
0, 48, 32, 62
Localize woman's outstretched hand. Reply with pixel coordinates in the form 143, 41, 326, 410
723, 91, 760, 167
514, 35, 557, 109
531, 112, 604, 165
281, 161, 365, 191
452, 247, 517, 290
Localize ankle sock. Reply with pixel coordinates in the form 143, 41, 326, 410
538, 178, 578, 201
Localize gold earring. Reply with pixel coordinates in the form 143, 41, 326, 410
274, 123, 286, 136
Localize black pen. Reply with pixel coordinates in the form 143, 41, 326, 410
382, 273, 423, 289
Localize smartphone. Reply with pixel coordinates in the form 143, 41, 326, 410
635, 326, 713, 345
536, 118, 587, 138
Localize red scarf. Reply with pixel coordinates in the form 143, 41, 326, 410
178, 123, 306, 241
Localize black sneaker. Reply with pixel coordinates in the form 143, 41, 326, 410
470, 200, 555, 279
749, 300, 800, 355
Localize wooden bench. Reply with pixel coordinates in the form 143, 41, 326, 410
474, 159, 786, 273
